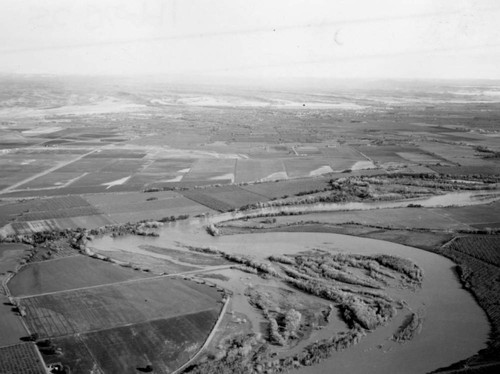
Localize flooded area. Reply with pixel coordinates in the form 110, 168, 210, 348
217, 190, 500, 223
90, 219, 490, 374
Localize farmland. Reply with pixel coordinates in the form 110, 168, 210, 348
181, 185, 269, 211
0, 295, 28, 345
19, 277, 222, 338
42, 309, 221, 374
0, 343, 46, 374
448, 236, 500, 267
0, 76, 500, 373
8, 254, 152, 297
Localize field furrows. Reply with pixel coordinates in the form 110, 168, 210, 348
17, 206, 102, 221
449, 236, 500, 267
0, 343, 46, 374
180, 191, 235, 212
19, 278, 222, 339
42, 309, 221, 374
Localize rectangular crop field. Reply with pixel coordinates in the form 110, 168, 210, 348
181, 185, 268, 211
320, 145, 365, 160
234, 159, 286, 183
430, 202, 500, 229
182, 158, 236, 182
396, 152, 444, 164
9, 255, 152, 297
283, 157, 334, 178
99, 159, 148, 173
16, 206, 101, 222
429, 165, 500, 176
418, 143, 482, 166
20, 277, 222, 338
354, 145, 412, 164
241, 177, 332, 199
142, 158, 194, 174
43, 309, 221, 374
448, 236, 500, 267
84, 191, 215, 223
84, 191, 195, 214
14, 195, 98, 217
1, 195, 106, 229
0, 343, 46, 374
84, 150, 147, 158
17, 172, 84, 189
10, 214, 116, 234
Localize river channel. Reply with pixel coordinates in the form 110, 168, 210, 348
89, 190, 494, 373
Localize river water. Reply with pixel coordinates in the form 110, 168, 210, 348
89, 190, 495, 373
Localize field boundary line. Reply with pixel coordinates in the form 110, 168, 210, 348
31, 341, 50, 374
77, 334, 106, 374
0, 148, 99, 195
28, 307, 221, 341
238, 184, 276, 200
353, 147, 372, 162
172, 296, 230, 374
440, 236, 460, 249
15, 264, 233, 299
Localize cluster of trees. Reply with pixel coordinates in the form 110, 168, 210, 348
206, 224, 220, 236
223, 253, 279, 277
184, 334, 264, 374
158, 214, 189, 223
186, 326, 366, 374
294, 327, 365, 368
340, 297, 396, 330
392, 312, 423, 342
184, 245, 222, 255
268, 255, 294, 265
372, 254, 423, 285
246, 288, 301, 346
366, 174, 498, 191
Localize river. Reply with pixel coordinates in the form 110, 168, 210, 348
89, 191, 492, 374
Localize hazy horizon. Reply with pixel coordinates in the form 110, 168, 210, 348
1, 0, 499, 81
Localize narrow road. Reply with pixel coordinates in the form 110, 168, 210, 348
172, 295, 231, 374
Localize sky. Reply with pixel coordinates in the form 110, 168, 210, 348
1, 0, 499, 80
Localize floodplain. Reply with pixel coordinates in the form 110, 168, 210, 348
0, 77, 499, 373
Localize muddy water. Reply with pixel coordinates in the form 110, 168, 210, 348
213, 190, 500, 223
91, 228, 489, 374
